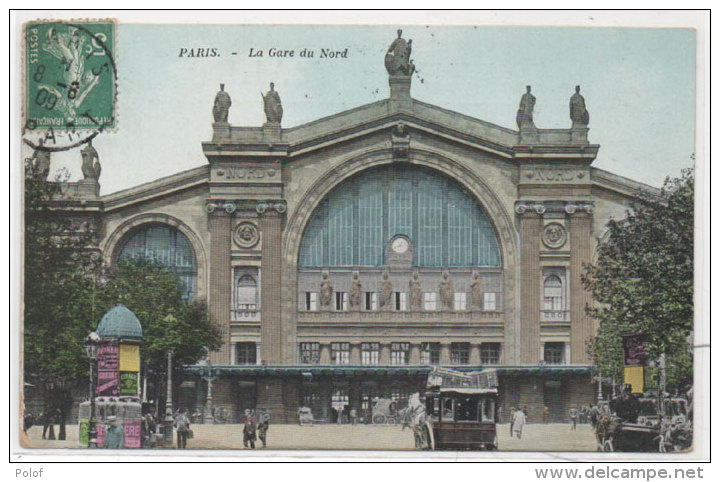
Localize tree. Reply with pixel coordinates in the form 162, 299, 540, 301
583, 169, 694, 391
23, 163, 222, 435
23, 163, 101, 439
99, 261, 222, 408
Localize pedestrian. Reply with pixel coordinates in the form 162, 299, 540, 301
103, 415, 124, 449
350, 407, 358, 426
569, 407, 578, 431
257, 408, 270, 448
509, 407, 516, 436
543, 405, 550, 424
243, 409, 257, 449
512, 407, 526, 439
174, 407, 191, 449
141, 409, 156, 448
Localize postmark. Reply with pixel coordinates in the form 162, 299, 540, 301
23, 19, 117, 152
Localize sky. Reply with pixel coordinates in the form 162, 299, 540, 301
28, 22, 696, 195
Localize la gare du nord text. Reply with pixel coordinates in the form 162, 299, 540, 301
178, 47, 349, 58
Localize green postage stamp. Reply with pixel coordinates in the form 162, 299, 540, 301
24, 20, 116, 131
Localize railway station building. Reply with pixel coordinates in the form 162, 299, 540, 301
59, 33, 658, 424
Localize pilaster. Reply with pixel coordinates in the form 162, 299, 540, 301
260, 210, 283, 364
570, 211, 593, 363
519, 211, 542, 364
208, 212, 232, 364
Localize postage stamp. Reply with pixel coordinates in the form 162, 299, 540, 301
10, 11, 709, 468
23, 19, 116, 142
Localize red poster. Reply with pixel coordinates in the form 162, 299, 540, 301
97, 344, 120, 395
95, 423, 105, 447
622, 332, 648, 366
123, 420, 141, 448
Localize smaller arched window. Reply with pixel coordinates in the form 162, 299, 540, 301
116, 224, 196, 301
236, 273, 258, 311
543, 275, 564, 311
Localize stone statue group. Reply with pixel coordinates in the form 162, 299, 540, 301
319, 270, 486, 311
516, 84, 590, 130
212, 82, 283, 126
28, 139, 101, 182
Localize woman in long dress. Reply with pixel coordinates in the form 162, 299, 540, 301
512, 408, 527, 439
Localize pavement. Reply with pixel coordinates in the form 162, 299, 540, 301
21, 422, 598, 452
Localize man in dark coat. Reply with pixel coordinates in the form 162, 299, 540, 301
243, 409, 257, 449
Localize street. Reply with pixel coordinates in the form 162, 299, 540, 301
22, 423, 598, 452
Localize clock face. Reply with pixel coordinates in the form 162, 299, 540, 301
391, 237, 409, 254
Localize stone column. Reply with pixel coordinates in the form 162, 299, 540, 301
319, 344, 331, 365
469, 344, 481, 365
519, 211, 542, 364
409, 344, 421, 365
379, 344, 391, 365
260, 210, 283, 365
208, 211, 232, 364
230, 343, 236, 365
350, 343, 361, 365
439, 343, 451, 365
570, 211, 593, 364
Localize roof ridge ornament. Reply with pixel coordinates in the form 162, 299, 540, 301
386, 29, 414, 100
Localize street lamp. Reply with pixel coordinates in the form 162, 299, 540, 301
84, 331, 100, 448
162, 350, 174, 446
197, 358, 215, 424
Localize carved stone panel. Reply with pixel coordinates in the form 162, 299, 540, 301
234, 221, 260, 249
542, 222, 567, 249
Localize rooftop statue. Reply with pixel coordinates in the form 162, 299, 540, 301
516, 85, 536, 129
262, 82, 283, 124
29, 139, 51, 181
569, 85, 590, 128
80, 140, 101, 181
212, 83, 231, 123
385, 29, 414, 76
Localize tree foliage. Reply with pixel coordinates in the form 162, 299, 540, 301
583, 169, 694, 389
23, 169, 221, 397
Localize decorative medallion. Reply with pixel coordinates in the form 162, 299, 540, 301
234, 221, 260, 249
542, 222, 567, 249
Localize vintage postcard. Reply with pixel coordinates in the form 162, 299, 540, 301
10, 11, 708, 465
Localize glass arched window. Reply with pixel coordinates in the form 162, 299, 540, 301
117, 225, 196, 301
299, 165, 501, 267
543, 275, 564, 311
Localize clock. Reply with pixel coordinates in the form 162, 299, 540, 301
391, 237, 409, 254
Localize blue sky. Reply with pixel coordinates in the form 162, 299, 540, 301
37, 24, 695, 194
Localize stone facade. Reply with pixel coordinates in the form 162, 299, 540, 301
55, 42, 661, 425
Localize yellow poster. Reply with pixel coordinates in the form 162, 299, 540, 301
118, 344, 140, 372
624, 366, 644, 394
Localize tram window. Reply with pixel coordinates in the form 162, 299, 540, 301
480, 399, 495, 422
442, 398, 454, 420
455, 396, 479, 421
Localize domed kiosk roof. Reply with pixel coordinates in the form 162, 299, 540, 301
96, 304, 142, 341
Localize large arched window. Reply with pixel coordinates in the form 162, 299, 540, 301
117, 224, 196, 300
299, 165, 501, 267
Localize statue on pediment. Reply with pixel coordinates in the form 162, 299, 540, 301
29, 139, 51, 181
212, 83, 231, 123
471, 271, 483, 310
409, 271, 422, 310
350, 272, 362, 310
262, 82, 283, 124
385, 29, 414, 76
516, 85, 536, 129
320, 272, 333, 309
80, 140, 101, 181
379, 271, 393, 310
569, 85, 590, 128
439, 270, 455, 310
